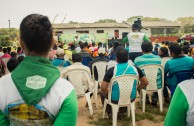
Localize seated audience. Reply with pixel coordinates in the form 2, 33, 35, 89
100, 47, 148, 117
79, 43, 93, 67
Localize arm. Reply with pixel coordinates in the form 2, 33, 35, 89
0, 110, 10, 126
101, 67, 114, 93
54, 90, 78, 126
164, 87, 188, 126
143, 35, 150, 42
123, 36, 128, 44
135, 66, 148, 91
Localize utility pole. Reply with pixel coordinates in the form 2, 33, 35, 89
8, 19, 10, 35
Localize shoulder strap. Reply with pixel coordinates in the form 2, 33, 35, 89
59, 60, 66, 67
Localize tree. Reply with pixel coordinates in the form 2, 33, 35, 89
126, 16, 167, 22
0, 28, 19, 46
95, 19, 117, 23
68, 21, 79, 24
176, 17, 194, 33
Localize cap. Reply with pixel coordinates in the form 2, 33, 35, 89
56, 48, 64, 55
63, 45, 68, 50
98, 47, 106, 54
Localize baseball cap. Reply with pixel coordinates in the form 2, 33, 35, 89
98, 47, 106, 54
56, 48, 64, 55
63, 45, 68, 50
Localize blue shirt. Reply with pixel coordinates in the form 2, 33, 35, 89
165, 56, 194, 86
52, 58, 71, 67
134, 53, 162, 89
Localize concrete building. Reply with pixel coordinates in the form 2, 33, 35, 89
52, 21, 181, 39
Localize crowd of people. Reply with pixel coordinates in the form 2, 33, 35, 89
0, 13, 194, 126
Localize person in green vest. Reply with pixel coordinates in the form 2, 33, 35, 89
0, 14, 78, 126
123, 23, 150, 61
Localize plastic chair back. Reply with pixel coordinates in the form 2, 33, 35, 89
109, 74, 139, 106
140, 64, 164, 91
92, 61, 108, 82
64, 68, 91, 96
161, 57, 171, 67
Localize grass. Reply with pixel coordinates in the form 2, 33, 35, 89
88, 102, 168, 126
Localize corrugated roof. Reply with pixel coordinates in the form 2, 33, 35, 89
52, 21, 181, 29
52, 23, 130, 29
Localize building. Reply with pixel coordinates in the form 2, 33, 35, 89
52, 21, 181, 39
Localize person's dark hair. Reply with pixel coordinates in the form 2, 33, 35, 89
7, 58, 20, 72
165, 41, 169, 46
80, 43, 85, 49
72, 53, 82, 62
78, 41, 83, 45
71, 44, 76, 50
0, 46, 2, 51
98, 42, 102, 48
162, 41, 165, 45
10, 52, 17, 58
132, 23, 139, 30
58, 45, 63, 49
169, 43, 182, 56
116, 47, 129, 63
183, 42, 190, 46
182, 46, 189, 55
20, 14, 53, 54
190, 38, 194, 45
113, 41, 120, 51
141, 42, 153, 53
17, 47, 22, 54
84, 42, 89, 48
92, 42, 95, 46
7, 47, 11, 54
3, 48, 7, 53
53, 44, 57, 50
159, 47, 169, 57
177, 39, 182, 43
17, 56, 24, 63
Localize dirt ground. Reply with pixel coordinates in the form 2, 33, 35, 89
77, 94, 167, 126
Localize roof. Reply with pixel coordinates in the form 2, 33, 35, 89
52, 21, 181, 29
52, 23, 130, 29
126, 21, 181, 27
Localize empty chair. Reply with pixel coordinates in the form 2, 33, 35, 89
92, 61, 108, 106
140, 64, 164, 112
63, 68, 94, 115
102, 74, 139, 126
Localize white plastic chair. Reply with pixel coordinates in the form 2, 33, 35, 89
140, 64, 164, 112
102, 74, 139, 126
92, 61, 108, 107
161, 57, 171, 67
63, 68, 94, 115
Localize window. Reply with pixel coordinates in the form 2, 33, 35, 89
151, 28, 164, 35
76, 31, 89, 34
166, 28, 179, 34
97, 30, 104, 33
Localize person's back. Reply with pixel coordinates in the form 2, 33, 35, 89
0, 14, 78, 126
79, 43, 93, 67
52, 47, 71, 67
165, 43, 194, 88
165, 79, 194, 126
62, 53, 91, 91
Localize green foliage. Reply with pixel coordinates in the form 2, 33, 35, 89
0, 28, 19, 46
95, 19, 117, 23
68, 21, 79, 24
126, 16, 167, 22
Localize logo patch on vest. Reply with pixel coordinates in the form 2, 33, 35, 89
26, 75, 47, 89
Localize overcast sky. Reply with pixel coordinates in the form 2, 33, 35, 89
0, 0, 194, 28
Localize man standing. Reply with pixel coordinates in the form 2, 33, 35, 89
123, 23, 150, 61
100, 47, 148, 116
134, 42, 162, 106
